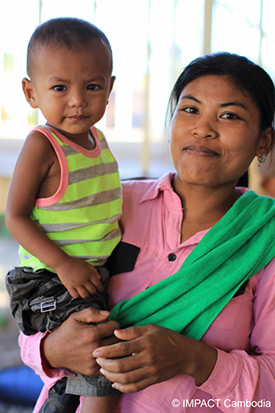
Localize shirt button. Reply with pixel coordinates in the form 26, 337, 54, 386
168, 253, 177, 262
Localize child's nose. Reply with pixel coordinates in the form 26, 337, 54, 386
69, 90, 86, 108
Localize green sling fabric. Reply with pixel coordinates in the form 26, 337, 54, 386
109, 191, 275, 340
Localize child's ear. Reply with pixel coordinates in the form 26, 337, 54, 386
109, 76, 115, 95
22, 78, 38, 108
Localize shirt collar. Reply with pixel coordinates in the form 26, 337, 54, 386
139, 171, 176, 203
138, 172, 249, 204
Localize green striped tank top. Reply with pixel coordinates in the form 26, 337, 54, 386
19, 125, 122, 271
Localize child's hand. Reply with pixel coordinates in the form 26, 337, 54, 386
55, 257, 102, 299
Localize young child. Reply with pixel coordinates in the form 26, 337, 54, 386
5, 17, 121, 413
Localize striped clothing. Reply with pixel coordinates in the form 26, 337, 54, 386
19, 125, 122, 271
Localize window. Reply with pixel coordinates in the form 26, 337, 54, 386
0, 0, 274, 179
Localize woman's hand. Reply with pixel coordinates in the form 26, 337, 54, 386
93, 324, 218, 393
41, 308, 120, 376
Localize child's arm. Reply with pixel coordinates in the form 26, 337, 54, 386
5, 131, 102, 299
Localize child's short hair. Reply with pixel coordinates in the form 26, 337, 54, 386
27, 17, 113, 77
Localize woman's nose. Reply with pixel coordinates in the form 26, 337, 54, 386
192, 118, 218, 139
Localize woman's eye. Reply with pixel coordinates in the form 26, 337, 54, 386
182, 106, 198, 114
53, 85, 67, 92
87, 84, 100, 91
221, 112, 241, 120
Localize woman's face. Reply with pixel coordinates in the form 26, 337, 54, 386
170, 75, 270, 191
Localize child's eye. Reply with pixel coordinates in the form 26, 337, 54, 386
53, 85, 67, 92
87, 84, 100, 91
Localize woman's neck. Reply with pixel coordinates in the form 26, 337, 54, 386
172, 177, 241, 243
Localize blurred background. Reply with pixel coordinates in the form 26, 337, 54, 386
0, 0, 274, 410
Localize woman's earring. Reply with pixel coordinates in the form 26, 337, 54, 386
257, 154, 266, 167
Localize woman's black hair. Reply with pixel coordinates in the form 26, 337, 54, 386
167, 52, 275, 146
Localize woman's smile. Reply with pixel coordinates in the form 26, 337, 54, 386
183, 144, 221, 157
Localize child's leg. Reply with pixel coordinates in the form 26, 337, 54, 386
81, 394, 120, 413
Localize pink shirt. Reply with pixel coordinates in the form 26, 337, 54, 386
19, 173, 275, 412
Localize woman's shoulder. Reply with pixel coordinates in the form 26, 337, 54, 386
121, 177, 158, 197
121, 172, 174, 201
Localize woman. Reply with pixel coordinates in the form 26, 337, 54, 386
19, 52, 275, 412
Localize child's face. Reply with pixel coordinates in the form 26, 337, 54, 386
23, 42, 114, 140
